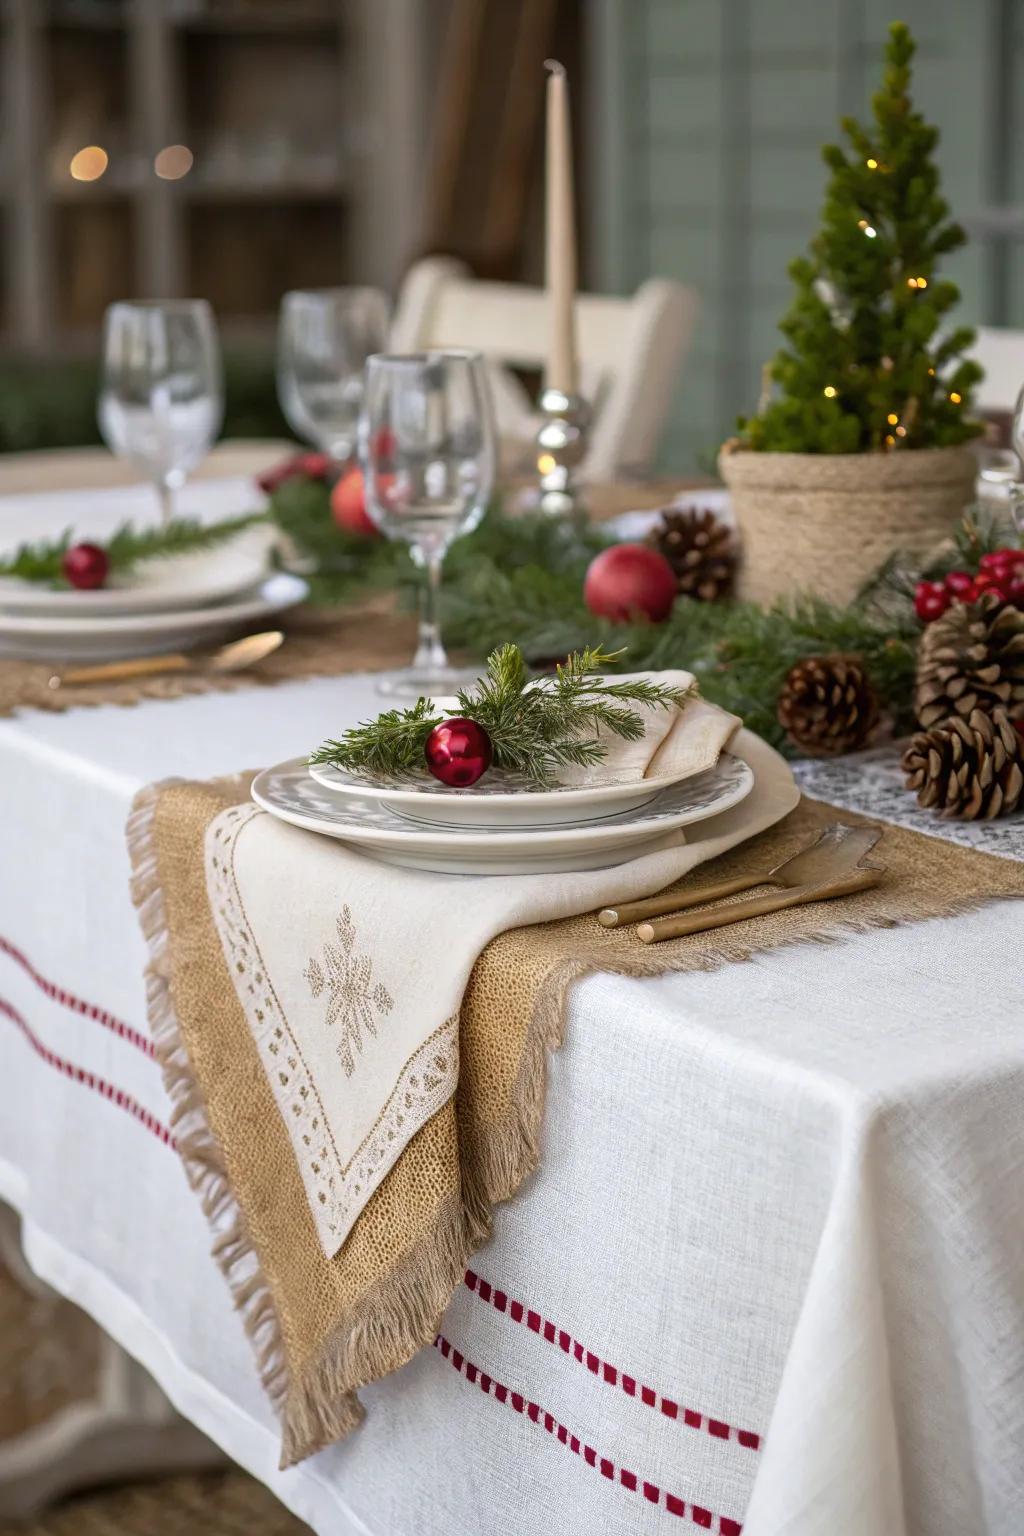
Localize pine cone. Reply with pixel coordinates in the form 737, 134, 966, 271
902, 707, 1024, 820
648, 508, 736, 602
777, 653, 879, 756
915, 591, 1024, 729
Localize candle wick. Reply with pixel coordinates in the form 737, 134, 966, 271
544, 58, 566, 76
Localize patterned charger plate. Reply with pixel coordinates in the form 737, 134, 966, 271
307, 751, 736, 828
252, 753, 755, 875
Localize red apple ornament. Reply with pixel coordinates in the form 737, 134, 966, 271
330, 467, 381, 538
424, 718, 493, 787
583, 543, 677, 623
62, 542, 109, 590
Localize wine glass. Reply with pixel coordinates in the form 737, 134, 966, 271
99, 300, 223, 527
360, 349, 495, 698
276, 287, 390, 463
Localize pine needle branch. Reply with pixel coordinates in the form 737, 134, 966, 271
309, 698, 441, 777
0, 511, 266, 586
309, 643, 691, 788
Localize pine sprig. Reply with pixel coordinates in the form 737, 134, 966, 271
309, 643, 690, 788
310, 698, 439, 779
0, 510, 266, 587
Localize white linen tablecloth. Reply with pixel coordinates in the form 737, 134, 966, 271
1, 475, 1022, 1536
1, 668, 1023, 1536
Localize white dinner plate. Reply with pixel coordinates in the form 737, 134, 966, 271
308, 755, 719, 828
0, 572, 309, 662
0, 525, 276, 617
251, 752, 754, 874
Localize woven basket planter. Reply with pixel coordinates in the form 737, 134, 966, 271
718, 442, 977, 607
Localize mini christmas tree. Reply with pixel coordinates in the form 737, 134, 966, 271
741, 22, 983, 455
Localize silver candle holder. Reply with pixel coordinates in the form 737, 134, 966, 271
534, 386, 589, 517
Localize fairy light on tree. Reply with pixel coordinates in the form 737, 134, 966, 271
739, 22, 982, 454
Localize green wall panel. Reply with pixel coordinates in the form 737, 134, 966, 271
595, 0, 1005, 473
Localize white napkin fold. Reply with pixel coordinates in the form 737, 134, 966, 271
206, 730, 797, 1260
554, 670, 741, 787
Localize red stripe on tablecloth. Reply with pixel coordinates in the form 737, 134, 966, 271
0, 995, 174, 1148
434, 1333, 743, 1534
0, 934, 154, 1060
464, 1268, 761, 1451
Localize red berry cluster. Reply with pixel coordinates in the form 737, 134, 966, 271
914, 548, 1024, 623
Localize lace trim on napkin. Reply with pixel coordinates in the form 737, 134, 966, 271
206, 802, 458, 1251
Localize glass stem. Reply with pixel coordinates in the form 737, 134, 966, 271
412, 551, 448, 672
156, 480, 174, 529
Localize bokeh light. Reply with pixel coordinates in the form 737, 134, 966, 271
154, 144, 194, 180
70, 146, 108, 182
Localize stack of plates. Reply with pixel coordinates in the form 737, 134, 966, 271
0, 527, 308, 661
251, 751, 756, 875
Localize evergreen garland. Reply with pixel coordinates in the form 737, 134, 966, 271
438, 539, 921, 752
740, 21, 983, 454
264, 476, 1014, 762
268, 473, 408, 603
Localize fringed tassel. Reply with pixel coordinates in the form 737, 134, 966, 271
126, 781, 292, 1420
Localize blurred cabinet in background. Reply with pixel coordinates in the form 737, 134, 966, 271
0, 0, 434, 355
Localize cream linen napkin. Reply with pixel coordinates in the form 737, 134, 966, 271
552, 671, 740, 786
206, 726, 796, 1260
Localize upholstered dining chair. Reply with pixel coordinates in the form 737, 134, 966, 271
390, 256, 698, 481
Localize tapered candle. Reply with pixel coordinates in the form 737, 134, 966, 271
544, 59, 578, 396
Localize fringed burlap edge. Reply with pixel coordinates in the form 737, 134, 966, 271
125, 773, 574, 1467
127, 781, 298, 1430
127, 782, 1024, 1468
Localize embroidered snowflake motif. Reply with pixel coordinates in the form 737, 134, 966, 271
303, 905, 394, 1077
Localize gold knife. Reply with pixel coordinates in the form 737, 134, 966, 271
636, 866, 882, 944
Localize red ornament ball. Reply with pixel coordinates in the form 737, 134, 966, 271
62, 542, 109, 591
330, 467, 383, 538
583, 543, 677, 624
424, 717, 493, 787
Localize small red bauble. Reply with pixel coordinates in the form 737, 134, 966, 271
583, 543, 677, 624
913, 579, 950, 623
424, 717, 493, 787
257, 451, 331, 494
62, 542, 109, 590
330, 467, 382, 538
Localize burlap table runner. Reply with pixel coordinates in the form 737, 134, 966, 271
126, 774, 1024, 1468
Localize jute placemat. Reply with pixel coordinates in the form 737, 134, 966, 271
0, 598, 415, 718
126, 776, 1024, 1468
